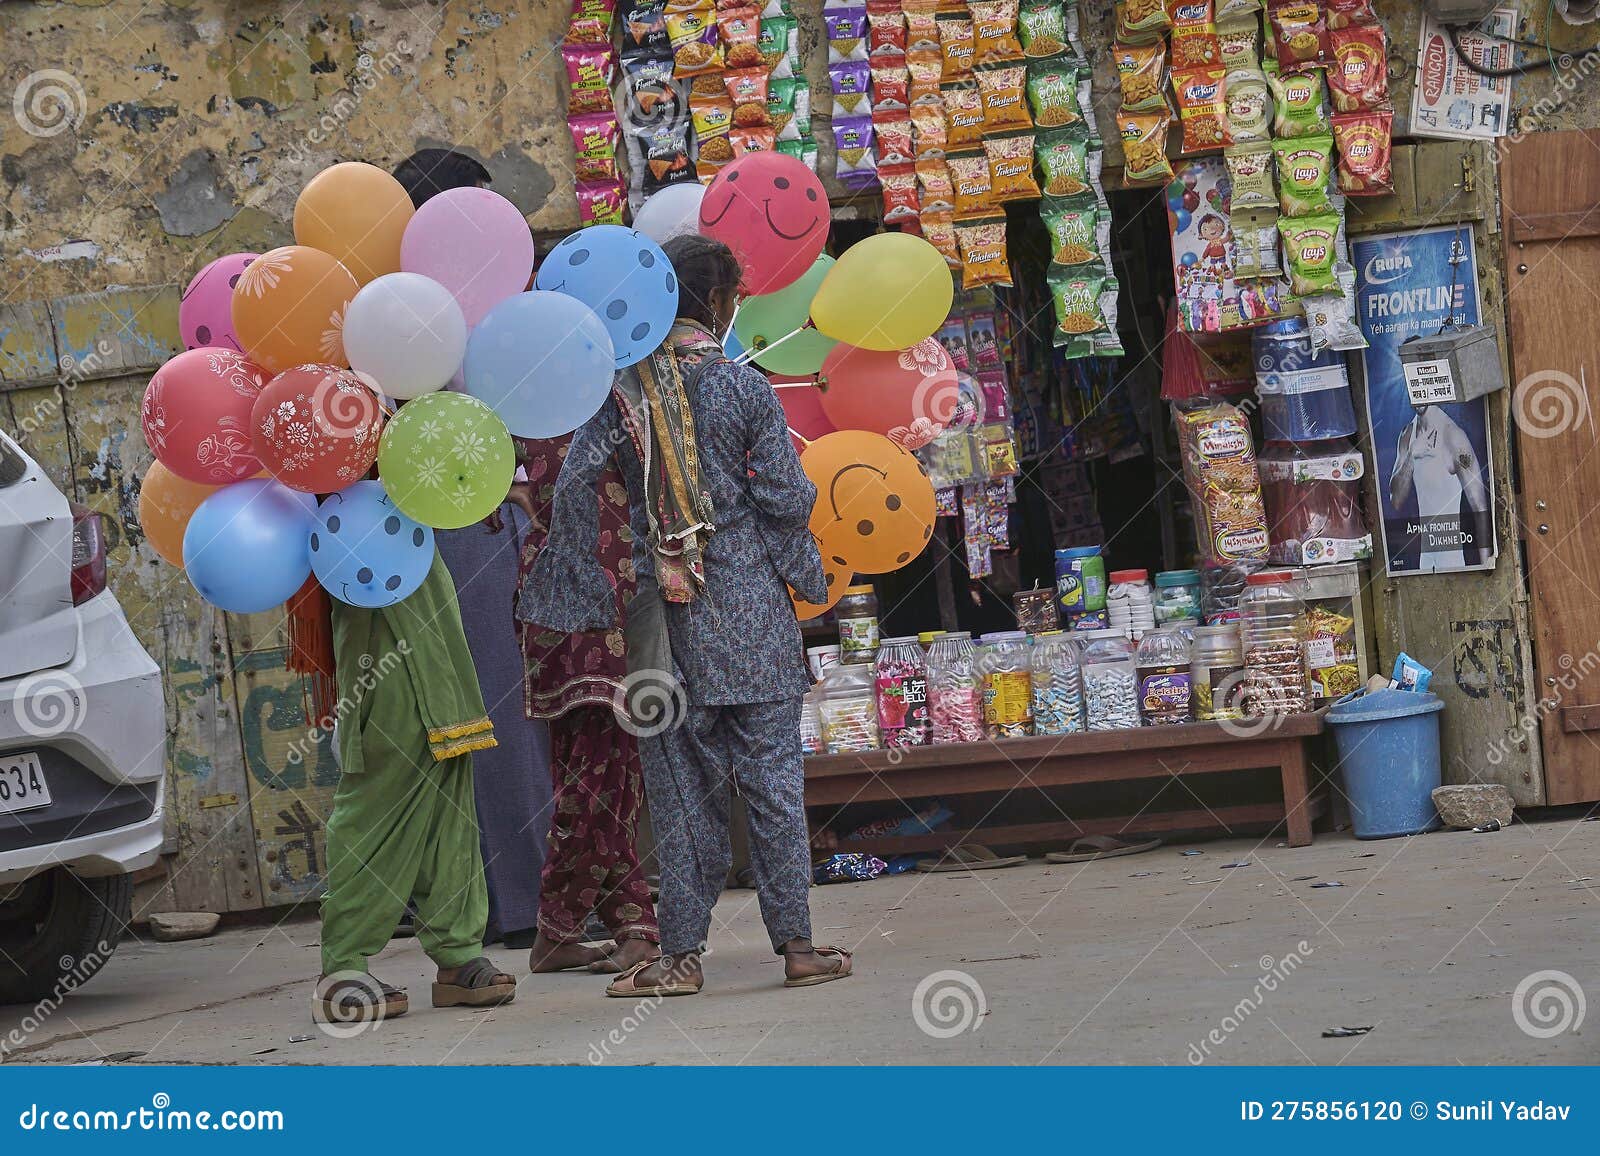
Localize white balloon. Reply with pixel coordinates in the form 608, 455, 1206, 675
632, 182, 706, 244
342, 272, 467, 400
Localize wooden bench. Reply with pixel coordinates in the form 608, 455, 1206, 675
803, 714, 1325, 855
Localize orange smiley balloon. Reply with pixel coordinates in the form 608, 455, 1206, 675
801, 430, 937, 575
791, 529, 854, 620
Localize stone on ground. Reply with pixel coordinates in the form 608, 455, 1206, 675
1431, 784, 1514, 830
147, 911, 221, 942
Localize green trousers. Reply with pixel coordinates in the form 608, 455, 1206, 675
319, 745, 489, 977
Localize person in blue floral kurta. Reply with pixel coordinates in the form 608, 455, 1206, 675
519, 235, 853, 995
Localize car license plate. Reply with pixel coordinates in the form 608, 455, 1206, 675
0, 752, 52, 816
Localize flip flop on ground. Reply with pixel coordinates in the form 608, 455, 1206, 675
1044, 835, 1161, 863
915, 844, 1029, 872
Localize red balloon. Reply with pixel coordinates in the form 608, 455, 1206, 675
699, 152, 828, 295
816, 338, 958, 450
250, 365, 384, 493
141, 348, 268, 484
773, 373, 835, 455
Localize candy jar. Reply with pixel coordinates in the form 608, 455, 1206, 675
836, 583, 880, 664
1135, 627, 1192, 726
927, 632, 984, 744
1079, 628, 1140, 731
1238, 570, 1311, 716
978, 630, 1033, 739
1107, 569, 1156, 638
1029, 631, 1084, 735
800, 687, 825, 755
875, 636, 931, 747
1191, 623, 1244, 721
818, 661, 881, 754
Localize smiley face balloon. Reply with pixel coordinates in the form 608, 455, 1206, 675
791, 530, 853, 621
698, 152, 829, 296
310, 479, 436, 608
802, 431, 937, 575
534, 225, 679, 369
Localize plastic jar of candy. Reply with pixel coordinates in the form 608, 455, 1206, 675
1079, 628, 1141, 731
1106, 569, 1156, 639
1238, 570, 1311, 716
1135, 627, 1193, 726
1154, 569, 1202, 625
1029, 631, 1084, 735
927, 632, 984, 744
818, 661, 881, 753
875, 636, 931, 747
1190, 623, 1244, 721
978, 630, 1033, 739
836, 584, 879, 664
1054, 545, 1108, 617
799, 688, 825, 755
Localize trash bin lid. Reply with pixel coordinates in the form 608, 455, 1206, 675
1326, 688, 1444, 723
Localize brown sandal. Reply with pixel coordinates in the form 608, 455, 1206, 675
314, 976, 409, 1024
605, 958, 702, 998
783, 945, 853, 988
431, 956, 517, 1009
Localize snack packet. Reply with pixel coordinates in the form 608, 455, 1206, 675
1274, 133, 1334, 215
632, 117, 694, 192
1115, 0, 1172, 44
1018, 0, 1070, 59
825, 5, 869, 63
1036, 130, 1095, 198
1271, 2, 1328, 69
977, 64, 1033, 132
1332, 108, 1393, 195
666, 6, 721, 77
939, 15, 977, 81
880, 163, 920, 223
1049, 267, 1106, 345
911, 103, 948, 156
622, 54, 686, 130
917, 157, 955, 211
768, 75, 799, 138
948, 151, 994, 214
570, 111, 620, 184
1225, 139, 1276, 209
1170, 0, 1221, 70
1229, 206, 1279, 279
719, 5, 763, 69
943, 83, 987, 149
834, 116, 880, 189
1043, 204, 1101, 266
830, 60, 873, 117
1325, 0, 1377, 30
971, 0, 1025, 64
1223, 67, 1271, 145
873, 62, 911, 111
578, 178, 626, 226
1278, 212, 1341, 295
759, 14, 798, 74
956, 216, 1013, 289
1028, 59, 1085, 128
1173, 66, 1227, 153
921, 210, 962, 266
985, 131, 1040, 200
1094, 276, 1125, 357
726, 68, 771, 126
1119, 108, 1174, 184
1269, 63, 1329, 138
567, 0, 618, 45
868, 3, 907, 57
1302, 263, 1367, 351
1114, 40, 1169, 112
1329, 23, 1388, 112
620, 1, 670, 59
876, 110, 915, 165
563, 43, 617, 114
1216, 14, 1260, 72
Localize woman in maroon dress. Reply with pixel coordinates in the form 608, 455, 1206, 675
514, 436, 661, 974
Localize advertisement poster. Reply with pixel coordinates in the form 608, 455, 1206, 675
1354, 225, 1497, 576
1411, 8, 1516, 139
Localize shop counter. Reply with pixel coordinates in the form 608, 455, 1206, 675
803, 714, 1325, 853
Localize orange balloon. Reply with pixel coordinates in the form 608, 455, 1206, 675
293, 162, 414, 286
802, 430, 937, 575
138, 460, 219, 566
231, 245, 360, 376
791, 531, 853, 621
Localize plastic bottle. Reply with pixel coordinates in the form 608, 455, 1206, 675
875, 636, 931, 747
1190, 623, 1244, 721
835, 584, 880, 664
1079, 628, 1141, 730
1238, 570, 1311, 717
978, 630, 1033, 738
1107, 569, 1156, 639
1136, 627, 1193, 726
927, 632, 985, 744
1030, 631, 1084, 735
818, 661, 881, 753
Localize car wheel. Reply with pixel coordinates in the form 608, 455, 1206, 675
0, 868, 130, 1005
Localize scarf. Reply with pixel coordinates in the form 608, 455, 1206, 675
614, 319, 720, 603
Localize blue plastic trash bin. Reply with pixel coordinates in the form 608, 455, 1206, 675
1325, 689, 1444, 838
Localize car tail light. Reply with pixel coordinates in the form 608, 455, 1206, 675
69, 502, 107, 605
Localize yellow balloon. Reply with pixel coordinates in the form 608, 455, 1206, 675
810, 232, 954, 352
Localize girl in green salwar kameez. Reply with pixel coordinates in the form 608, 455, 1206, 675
313, 552, 518, 1024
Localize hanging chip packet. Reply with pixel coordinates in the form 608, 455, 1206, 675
1329, 23, 1389, 112
1268, 62, 1329, 138
1278, 212, 1341, 295
1332, 108, 1393, 195
956, 216, 1013, 289
1173, 66, 1227, 153
1114, 40, 1168, 111
1273, 133, 1335, 216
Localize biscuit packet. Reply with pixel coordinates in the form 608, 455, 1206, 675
1273, 132, 1334, 216
1018, 0, 1071, 59
1118, 108, 1174, 184
948, 151, 995, 214
1224, 139, 1276, 210
1042, 203, 1101, 267
978, 64, 1033, 132
1114, 41, 1169, 112
1329, 24, 1388, 112
1332, 108, 1393, 195
1170, 0, 1221, 70
1268, 62, 1328, 138
956, 215, 1013, 289
1027, 59, 1087, 128
666, 5, 722, 77
1222, 67, 1271, 145
1271, 2, 1328, 69
1173, 66, 1227, 154
985, 130, 1040, 201
1278, 212, 1341, 296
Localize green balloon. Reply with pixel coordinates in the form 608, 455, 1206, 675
735, 254, 839, 376
377, 392, 514, 529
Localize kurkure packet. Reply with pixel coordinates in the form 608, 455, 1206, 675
1272, 132, 1334, 217
1278, 212, 1341, 296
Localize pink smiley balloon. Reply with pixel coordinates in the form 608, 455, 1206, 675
698, 152, 828, 296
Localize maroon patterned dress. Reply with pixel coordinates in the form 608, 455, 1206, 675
515, 436, 659, 945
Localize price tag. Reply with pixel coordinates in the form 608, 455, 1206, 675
1403, 357, 1457, 405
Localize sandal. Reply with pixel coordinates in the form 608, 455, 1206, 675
605, 958, 702, 998
783, 945, 853, 988
1044, 835, 1161, 863
914, 845, 1028, 873
314, 976, 409, 1024
431, 956, 517, 1009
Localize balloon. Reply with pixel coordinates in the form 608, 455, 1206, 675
698, 152, 829, 295
464, 291, 615, 438
293, 162, 414, 286
182, 479, 315, 614
180, 253, 258, 352
137, 461, 219, 566
1182, 189, 1201, 212
774, 374, 835, 455
791, 532, 853, 621
801, 431, 937, 574
377, 391, 514, 529
1173, 208, 1192, 233
817, 338, 957, 450
810, 233, 953, 352
400, 187, 534, 327
734, 254, 838, 376
230, 245, 360, 376
141, 348, 268, 484
309, 480, 435, 608
633, 182, 705, 244
250, 364, 384, 493
723, 326, 745, 360
534, 226, 678, 368
342, 273, 467, 399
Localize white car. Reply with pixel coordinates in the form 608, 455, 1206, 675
0, 428, 164, 1004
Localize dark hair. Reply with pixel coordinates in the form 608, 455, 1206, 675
391, 148, 491, 208
661, 234, 742, 329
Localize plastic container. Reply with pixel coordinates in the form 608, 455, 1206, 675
1079, 628, 1141, 730
1154, 569, 1202, 625
800, 689, 825, 755
916, 631, 942, 650
806, 644, 841, 681
1252, 317, 1358, 441
1013, 585, 1060, 634
1190, 623, 1244, 721
1259, 440, 1371, 566
836, 584, 879, 664
875, 636, 931, 747
1107, 569, 1156, 639
1201, 559, 1265, 624
1054, 545, 1107, 617
818, 661, 881, 754
978, 630, 1033, 738
927, 631, 984, 744
1030, 631, 1084, 735
1326, 689, 1445, 838
1136, 627, 1192, 725
1238, 570, 1311, 717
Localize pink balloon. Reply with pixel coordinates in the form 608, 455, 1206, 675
179, 253, 258, 352
699, 153, 829, 295
772, 374, 835, 455
399, 188, 534, 327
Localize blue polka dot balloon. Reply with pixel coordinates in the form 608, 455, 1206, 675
310, 479, 436, 608
533, 225, 679, 368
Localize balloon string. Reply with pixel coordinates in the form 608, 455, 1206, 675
732, 320, 812, 366
787, 427, 813, 448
